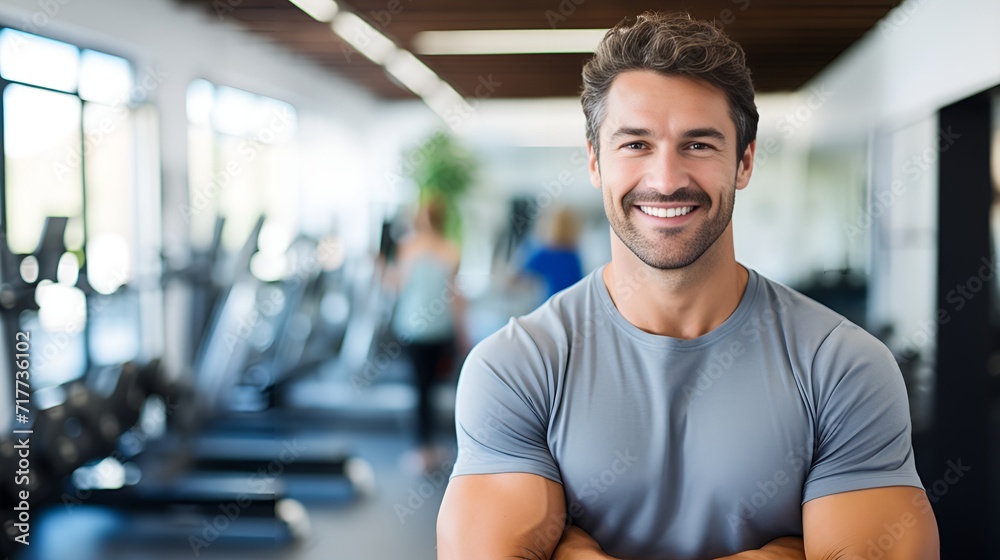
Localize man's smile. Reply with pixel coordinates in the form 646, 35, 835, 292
636, 204, 700, 220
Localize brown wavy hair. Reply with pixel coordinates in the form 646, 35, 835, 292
581, 11, 758, 161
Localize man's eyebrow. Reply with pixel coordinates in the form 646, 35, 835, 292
682, 127, 727, 143
607, 126, 728, 143
608, 126, 653, 141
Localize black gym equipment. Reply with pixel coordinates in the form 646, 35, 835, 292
0, 216, 315, 557
165, 218, 371, 495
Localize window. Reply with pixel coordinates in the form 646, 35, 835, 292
0, 29, 155, 388
185, 79, 298, 262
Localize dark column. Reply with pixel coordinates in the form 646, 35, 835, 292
934, 91, 992, 557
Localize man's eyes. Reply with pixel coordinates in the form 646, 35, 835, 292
619, 141, 717, 151
687, 142, 715, 151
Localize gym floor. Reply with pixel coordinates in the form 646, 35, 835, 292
19, 379, 457, 560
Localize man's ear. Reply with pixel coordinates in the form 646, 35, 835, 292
587, 140, 601, 189
735, 139, 756, 191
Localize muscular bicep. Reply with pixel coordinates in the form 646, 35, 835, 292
438, 473, 567, 560
803, 486, 939, 559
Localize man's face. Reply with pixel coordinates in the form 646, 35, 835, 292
588, 70, 755, 270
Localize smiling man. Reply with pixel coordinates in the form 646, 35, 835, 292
437, 12, 939, 560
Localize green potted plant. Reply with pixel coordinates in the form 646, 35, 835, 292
404, 131, 476, 241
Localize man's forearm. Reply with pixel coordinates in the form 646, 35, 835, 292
715, 537, 805, 560
552, 526, 620, 560
553, 527, 804, 560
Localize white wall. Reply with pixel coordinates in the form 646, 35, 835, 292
772, 0, 1000, 346
805, 0, 1000, 145
734, 93, 820, 285
795, 0, 1000, 335
733, 0, 1000, 293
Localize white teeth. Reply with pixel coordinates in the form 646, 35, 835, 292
639, 205, 693, 218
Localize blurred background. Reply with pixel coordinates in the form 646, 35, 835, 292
0, 0, 996, 558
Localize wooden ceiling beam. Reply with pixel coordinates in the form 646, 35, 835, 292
170, 0, 900, 99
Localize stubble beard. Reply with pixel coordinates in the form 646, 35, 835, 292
602, 175, 737, 270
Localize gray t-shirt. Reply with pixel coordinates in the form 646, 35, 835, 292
450, 265, 923, 559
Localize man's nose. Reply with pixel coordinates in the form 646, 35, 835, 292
644, 149, 690, 194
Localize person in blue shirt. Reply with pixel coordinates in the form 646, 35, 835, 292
522, 207, 585, 299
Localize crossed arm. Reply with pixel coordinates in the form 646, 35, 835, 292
437, 473, 939, 560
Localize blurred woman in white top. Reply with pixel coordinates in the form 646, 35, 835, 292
389, 198, 466, 471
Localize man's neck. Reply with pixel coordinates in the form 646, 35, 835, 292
602, 228, 749, 340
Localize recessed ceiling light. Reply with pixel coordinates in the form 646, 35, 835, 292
295, 1, 475, 130
413, 29, 608, 55
332, 12, 396, 64
288, 0, 339, 23
384, 50, 441, 97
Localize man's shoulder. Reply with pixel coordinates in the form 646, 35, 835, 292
753, 272, 849, 331
457, 275, 597, 411
472, 272, 596, 365
752, 271, 894, 368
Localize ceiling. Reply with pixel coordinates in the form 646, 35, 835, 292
174, 0, 901, 99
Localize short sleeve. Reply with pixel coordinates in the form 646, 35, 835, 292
802, 321, 924, 503
449, 320, 562, 484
